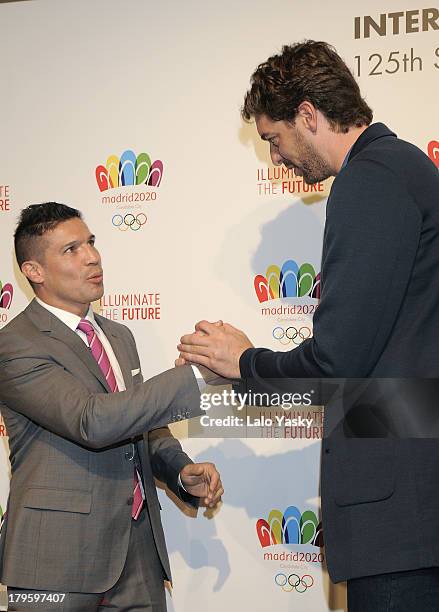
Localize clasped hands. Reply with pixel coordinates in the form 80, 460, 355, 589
176, 319, 253, 379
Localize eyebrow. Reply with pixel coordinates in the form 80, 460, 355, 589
62, 240, 79, 251
61, 235, 95, 250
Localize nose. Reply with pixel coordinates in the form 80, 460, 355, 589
269, 143, 283, 166
85, 243, 101, 265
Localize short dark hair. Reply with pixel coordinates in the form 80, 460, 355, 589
242, 40, 373, 133
14, 202, 81, 267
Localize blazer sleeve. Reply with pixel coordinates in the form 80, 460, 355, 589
148, 427, 199, 508
126, 329, 199, 508
240, 158, 422, 379
0, 335, 202, 449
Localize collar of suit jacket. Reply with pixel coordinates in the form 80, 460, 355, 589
347, 122, 397, 165
25, 298, 135, 392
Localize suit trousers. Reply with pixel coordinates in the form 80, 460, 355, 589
347, 567, 439, 612
7, 508, 167, 611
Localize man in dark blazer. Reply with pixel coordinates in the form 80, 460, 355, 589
0, 202, 224, 611
178, 41, 439, 611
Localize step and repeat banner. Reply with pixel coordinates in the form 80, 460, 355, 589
0, 0, 437, 610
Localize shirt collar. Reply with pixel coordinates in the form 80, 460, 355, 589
341, 144, 353, 170
35, 297, 96, 332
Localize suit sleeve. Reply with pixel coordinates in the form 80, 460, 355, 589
240, 158, 422, 378
125, 328, 199, 507
0, 338, 202, 449
148, 427, 199, 508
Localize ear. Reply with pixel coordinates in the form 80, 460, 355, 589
296, 100, 318, 133
21, 260, 45, 286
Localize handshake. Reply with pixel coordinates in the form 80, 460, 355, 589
175, 320, 254, 379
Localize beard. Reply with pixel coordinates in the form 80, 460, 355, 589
301, 157, 332, 184
291, 131, 334, 185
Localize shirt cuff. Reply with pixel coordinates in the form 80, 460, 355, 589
191, 364, 207, 392
177, 472, 188, 493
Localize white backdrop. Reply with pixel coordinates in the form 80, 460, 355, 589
1, 0, 438, 610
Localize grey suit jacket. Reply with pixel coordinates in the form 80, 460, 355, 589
0, 299, 202, 592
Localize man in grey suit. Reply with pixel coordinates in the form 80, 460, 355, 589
0, 202, 224, 611
178, 41, 439, 611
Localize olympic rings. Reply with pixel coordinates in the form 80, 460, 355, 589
112, 213, 147, 231
272, 325, 312, 346
274, 573, 314, 593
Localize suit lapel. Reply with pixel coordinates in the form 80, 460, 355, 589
25, 299, 111, 392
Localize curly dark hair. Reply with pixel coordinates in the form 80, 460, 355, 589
14, 202, 81, 267
242, 40, 373, 133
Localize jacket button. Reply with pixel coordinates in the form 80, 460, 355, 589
325, 448, 330, 454
127, 496, 134, 505
124, 451, 133, 461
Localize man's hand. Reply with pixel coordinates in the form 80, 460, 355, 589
177, 320, 253, 378
180, 462, 224, 508
175, 320, 223, 372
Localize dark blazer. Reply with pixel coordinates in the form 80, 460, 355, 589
240, 123, 439, 582
0, 299, 201, 592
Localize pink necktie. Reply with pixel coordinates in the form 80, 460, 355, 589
77, 318, 144, 520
